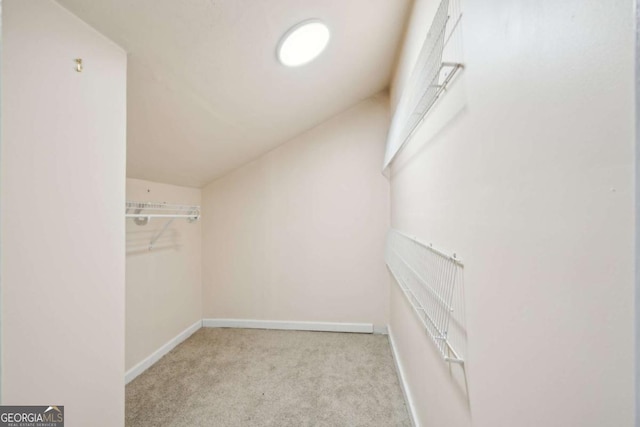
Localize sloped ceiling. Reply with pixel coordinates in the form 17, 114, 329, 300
55, 0, 412, 187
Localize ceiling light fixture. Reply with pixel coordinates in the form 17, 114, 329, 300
277, 20, 330, 67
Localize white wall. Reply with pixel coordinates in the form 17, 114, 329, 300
202, 95, 390, 328
1, 1, 127, 425
389, 0, 635, 426
126, 178, 202, 372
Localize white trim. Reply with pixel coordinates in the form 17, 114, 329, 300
202, 318, 373, 334
373, 325, 389, 335
388, 325, 419, 427
125, 319, 202, 384
635, 2, 640, 424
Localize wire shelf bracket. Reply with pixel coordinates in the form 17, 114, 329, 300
385, 229, 464, 364
125, 201, 200, 250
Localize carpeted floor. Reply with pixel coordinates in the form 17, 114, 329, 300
126, 328, 411, 426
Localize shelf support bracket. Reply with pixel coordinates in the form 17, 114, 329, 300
149, 218, 175, 250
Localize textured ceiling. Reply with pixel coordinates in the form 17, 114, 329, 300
55, 0, 412, 187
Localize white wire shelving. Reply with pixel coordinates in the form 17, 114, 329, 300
385, 229, 464, 364
125, 201, 200, 250
383, 0, 463, 169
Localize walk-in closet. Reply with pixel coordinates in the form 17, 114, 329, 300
1, 0, 636, 426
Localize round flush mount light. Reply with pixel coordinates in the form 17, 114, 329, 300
277, 20, 330, 67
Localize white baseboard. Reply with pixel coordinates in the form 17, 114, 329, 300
388, 325, 419, 427
125, 319, 202, 384
373, 325, 389, 335
202, 318, 374, 333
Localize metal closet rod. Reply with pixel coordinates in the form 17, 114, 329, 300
125, 213, 198, 219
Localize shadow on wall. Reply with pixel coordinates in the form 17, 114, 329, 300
126, 227, 182, 255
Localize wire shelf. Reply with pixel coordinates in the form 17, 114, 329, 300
125, 200, 200, 250
126, 201, 200, 219
385, 229, 464, 364
383, 0, 463, 169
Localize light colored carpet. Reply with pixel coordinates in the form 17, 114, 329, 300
126, 328, 411, 426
